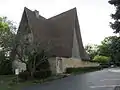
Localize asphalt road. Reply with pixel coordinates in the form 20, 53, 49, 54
23, 68, 120, 90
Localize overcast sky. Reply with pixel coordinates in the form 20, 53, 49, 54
0, 0, 116, 46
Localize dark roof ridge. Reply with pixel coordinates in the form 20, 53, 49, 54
24, 7, 77, 20
48, 7, 77, 20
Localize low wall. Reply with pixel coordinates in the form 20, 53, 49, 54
48, 57, 99, 74
62, 58, 99, 72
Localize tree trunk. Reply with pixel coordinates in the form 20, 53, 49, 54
30, 71, 34, 79
26, 63, 33, 79
26, 64, 29, 72
29, 55, 37, 79
28, 62, 36, 79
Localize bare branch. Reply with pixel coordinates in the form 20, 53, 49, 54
36, 56, 48, 67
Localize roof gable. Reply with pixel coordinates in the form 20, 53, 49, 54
17, 7, 90, 60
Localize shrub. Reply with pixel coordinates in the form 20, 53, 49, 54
18, 71, 30, 80
0, 60, 13, 75
0, 51, 13, 75
18, 70, 51, 80
34, 70, 51, 79
93, 55, 110, 64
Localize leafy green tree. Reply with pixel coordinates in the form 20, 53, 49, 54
0, 16, 16, 53
86, 36, 120, 65
0, 16, 16, 74
97, 36, 120, 65
97, 36, 118, 57
108, 0, 120, 33
109, 36, 120, 64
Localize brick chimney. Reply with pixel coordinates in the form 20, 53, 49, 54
34, 10, 39, 18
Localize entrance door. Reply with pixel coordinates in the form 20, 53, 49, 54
56, 57, 63, 73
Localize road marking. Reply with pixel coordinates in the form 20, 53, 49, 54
108, 69, 120, 72
90, 85, 120, 88
100, 79, 120, 81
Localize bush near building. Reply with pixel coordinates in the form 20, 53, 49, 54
93, 55, 111, 64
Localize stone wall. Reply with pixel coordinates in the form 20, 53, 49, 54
48, 57, 99, 74
62, 58, 99, 72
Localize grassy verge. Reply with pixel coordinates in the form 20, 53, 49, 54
0, 74, 67, 90
0, 75, 34, 90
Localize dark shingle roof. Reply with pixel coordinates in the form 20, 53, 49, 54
18, 7, 90, 60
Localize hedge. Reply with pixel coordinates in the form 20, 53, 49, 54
66, 66, 102, 74
18, 70, 52, 80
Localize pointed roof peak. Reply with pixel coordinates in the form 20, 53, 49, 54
24, 7, 29, 10
48, 7, 77, 20
24, 7, 33, 12
24, 7, 46, 19
23, 7, 77, 20
24, 7, 27, 9
64, 7, 77, 13
70, 7, 77, 11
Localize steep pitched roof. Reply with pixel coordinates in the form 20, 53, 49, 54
17, 7, 90, 60
48, 8, 76, 20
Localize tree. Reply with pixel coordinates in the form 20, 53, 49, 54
0, 16, 16, 74
97, 36, 117, 56
85, 44, 98, 60
97, 36, 120, 65
85, 36, 120, 65
108, 0, 120, 33
15, 36, 52, 78
109, 36, 120, 64
0, 16, 16, 53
